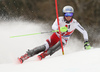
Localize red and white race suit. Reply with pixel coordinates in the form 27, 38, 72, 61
44, 16, 88, 50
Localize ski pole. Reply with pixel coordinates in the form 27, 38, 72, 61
10, 30, 59, 38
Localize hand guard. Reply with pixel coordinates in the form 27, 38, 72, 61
60, 26, 68, 32
84, 41, 91, 50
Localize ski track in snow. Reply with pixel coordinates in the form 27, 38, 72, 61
0, 19, 99, 65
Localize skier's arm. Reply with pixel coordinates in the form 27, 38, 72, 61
76, 23, 91, 49
52, 19, 68, 32
76, 23, 88, 42
52, 19, 58, 30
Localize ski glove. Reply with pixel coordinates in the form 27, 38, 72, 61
84, 41, 91, 50
60, 26, 68, 32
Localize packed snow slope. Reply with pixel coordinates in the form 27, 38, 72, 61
0, 48, 100, 72
0, 19, 100, 72
0, 19, 84, 64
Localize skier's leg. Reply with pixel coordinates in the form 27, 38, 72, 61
48, 41, 65, 56
48, 38, 67, 56
18, 44, 46, 63
38, 33, 62, 60
27, 45, 46, 57
38, 41, 65, 60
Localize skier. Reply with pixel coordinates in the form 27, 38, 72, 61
18, 6, 91, 63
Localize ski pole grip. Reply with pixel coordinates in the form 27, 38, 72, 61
60, 27, 68, 32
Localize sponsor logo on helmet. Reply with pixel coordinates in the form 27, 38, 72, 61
65, 8, 72, 11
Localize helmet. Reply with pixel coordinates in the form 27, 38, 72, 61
62, 6, 74, 23
62, 6, 74, 13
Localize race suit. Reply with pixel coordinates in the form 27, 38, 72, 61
45, 16, 88, 50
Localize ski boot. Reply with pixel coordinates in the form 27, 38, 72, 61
37, 41, 64, 60
37, 51, 49, 60
18, 44, 46, 63
18, 53, 30, 64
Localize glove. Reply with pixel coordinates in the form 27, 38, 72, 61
84, 41, 91, 50
60, 26, 68, 32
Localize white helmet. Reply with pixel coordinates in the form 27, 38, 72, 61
62, 6, 74, 13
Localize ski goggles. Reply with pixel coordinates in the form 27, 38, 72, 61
64, 13, 73, 17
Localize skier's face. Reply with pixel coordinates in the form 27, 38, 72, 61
65, 16, 72, 21
64, 13, 73, 21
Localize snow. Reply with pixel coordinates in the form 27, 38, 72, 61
0, 19, 83, 64
0, 19, 100, 72
0, 48, 100, 72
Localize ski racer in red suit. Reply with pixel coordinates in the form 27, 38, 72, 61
18, 6, 91, 63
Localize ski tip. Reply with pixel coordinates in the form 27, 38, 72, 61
18, 58, 23, 64
37, 55, 42, 61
